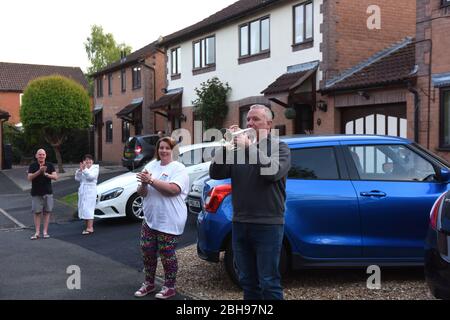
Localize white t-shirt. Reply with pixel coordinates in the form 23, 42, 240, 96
142, 160, 189, 235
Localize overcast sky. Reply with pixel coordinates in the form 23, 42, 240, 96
1, 0, 237, 72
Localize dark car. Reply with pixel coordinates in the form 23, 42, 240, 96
425, 190, 450, 299
122, 134, 160, 170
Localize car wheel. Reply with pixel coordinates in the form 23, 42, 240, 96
224, 239, 288, 287
224, 240, 240, 287
126, 193, 144, 222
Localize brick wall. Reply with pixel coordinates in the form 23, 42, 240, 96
94, 50, 167, 164
321, 0, 416, 84
0, 92, 20, 124
415, 0, 450, 161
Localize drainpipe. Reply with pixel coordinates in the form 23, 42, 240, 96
138, 59, 157, 132
407, 84, 420, 143
408, 38, 432, 148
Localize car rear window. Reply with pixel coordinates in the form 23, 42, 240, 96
289, 147, 340, 180
143, 136, 159, 145
125, 137, 137, 149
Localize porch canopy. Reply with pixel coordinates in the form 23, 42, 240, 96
93, 104, 103, 116
0, 108, 10, 120
116, 98, 143, 122
432, 72, 450, 88
261, 61, 319, 108
149, 89, 183, 118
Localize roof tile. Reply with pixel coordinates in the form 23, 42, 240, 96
0, 62, 89, 92
324, 39, 416, 91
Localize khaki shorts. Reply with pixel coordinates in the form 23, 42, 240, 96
31, 195, 54, 214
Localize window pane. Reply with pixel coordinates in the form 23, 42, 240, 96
306, 3, 313, 39
445, 91, 450, 145
295, 5, 304, 43
108, 75, 112, 95
202, 39, 206, 67
348, 145, 436, 181
194, 42, 201, 68
176, 48, 181, 74
250, 21, 260, 55
240, 26, 248, 56
171, 50, 176, 74
289, 148, 339, 180
261, 18, 270, 51
206, 37, 215, 64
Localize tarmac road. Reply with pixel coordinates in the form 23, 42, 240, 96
0, 168, 198, 300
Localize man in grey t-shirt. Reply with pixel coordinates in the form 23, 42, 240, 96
210, 105, 291, 300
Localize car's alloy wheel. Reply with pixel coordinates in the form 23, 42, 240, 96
126, 193, 144, 221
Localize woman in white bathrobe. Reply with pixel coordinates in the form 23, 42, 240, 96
75, 154, 99, 235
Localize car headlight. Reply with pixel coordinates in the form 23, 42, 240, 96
100, 188, 124, 202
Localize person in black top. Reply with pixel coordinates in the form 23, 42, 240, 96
210, 104, 291, 300
28, 149, 58, 240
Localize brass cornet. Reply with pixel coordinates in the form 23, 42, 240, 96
220, 128, 257, 151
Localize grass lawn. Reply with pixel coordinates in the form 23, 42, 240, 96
60, 192, 78, 208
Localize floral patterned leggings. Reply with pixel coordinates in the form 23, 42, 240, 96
140, 222, 179, 289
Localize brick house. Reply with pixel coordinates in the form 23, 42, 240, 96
415, 0, 450, 161
0, 62, 89, 126
90, 42, 166, 164
0, 109, 11, 169
157, 0, 416, 141
320, 38, 416, 139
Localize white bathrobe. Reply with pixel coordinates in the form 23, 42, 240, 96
75, 164, 99, 220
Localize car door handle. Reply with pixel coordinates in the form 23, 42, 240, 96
360, 191, 387, 197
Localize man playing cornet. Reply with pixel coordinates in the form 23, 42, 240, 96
210, 104, 291, 300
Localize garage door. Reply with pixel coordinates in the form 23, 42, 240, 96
341, 103, 407, 138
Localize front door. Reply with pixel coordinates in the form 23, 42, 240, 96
341, 103, 407, 137
294, 103, 314, 134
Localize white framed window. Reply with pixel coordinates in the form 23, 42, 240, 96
193, 36, 215, 69
294, 1, 313, 44
171, 47, 181, 76
239, 16, 270, 57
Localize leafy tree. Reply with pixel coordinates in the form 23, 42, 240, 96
84, 25, 132, 75
20, 76, 91, 173
84, 25, 132, 95
193, 77, 231, 130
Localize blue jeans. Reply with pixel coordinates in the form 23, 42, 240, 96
232, 222, 284, 300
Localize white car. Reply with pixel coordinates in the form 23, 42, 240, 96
95, 141, 221, 221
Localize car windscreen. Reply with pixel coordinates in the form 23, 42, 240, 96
413, 142, 450, 169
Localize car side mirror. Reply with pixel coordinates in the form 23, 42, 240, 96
438, 168, 450, 183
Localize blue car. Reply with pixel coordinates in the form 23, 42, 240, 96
195, 135, 450, 284
425, 190, 450, 299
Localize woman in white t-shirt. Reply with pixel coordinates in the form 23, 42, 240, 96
134, 137, 189, 300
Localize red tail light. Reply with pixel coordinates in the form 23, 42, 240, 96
430, 193, 446, 230
135, 146, 142, 155
204, 184, 232, 213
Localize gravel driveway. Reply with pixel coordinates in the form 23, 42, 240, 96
157, 245, 436, 300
